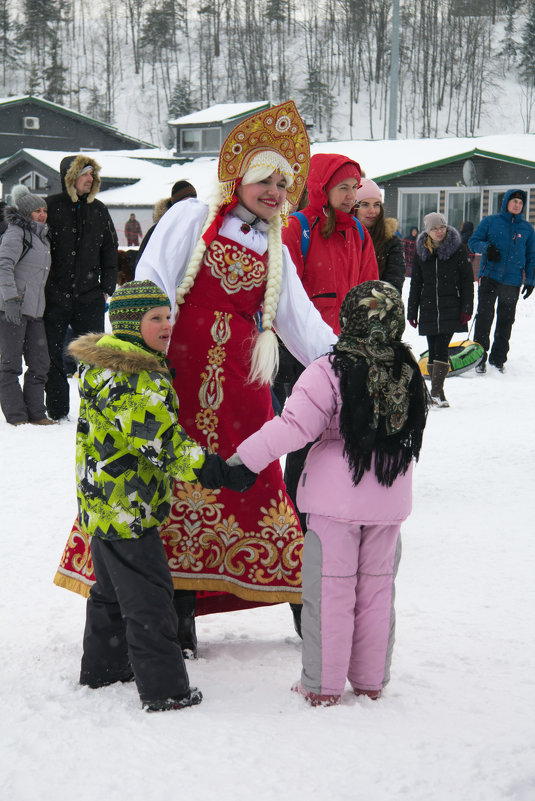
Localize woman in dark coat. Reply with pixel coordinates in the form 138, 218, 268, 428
407, 213, 474, 407
354, 179, 405, 293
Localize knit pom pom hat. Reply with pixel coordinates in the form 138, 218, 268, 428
11, 184, 46, 217
109, 280, 170, 349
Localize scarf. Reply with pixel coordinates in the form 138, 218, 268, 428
331, 281, 429, 487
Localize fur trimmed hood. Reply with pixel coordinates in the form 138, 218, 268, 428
69, 333, 169, 375
153, 197, 171, 224
4, 206, 47, 235
60, 154, 101, 203
384, 217, 399, 240
415, 225, 461, 261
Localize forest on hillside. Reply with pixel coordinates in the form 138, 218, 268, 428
2, 0, 535, 145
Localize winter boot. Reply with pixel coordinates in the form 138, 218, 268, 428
142, 687, 203, 713
430, 360, 450, 407
291, 681, 341, 707
290, 603, 303, 639
173, 590, 198, 659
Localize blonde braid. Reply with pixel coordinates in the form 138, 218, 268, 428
248, 213, 284, 385
175, 182, 224, 306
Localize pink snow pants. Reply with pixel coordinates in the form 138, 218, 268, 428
301, 513, 402, 696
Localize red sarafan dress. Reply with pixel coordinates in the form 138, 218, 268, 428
55, 206, 329, 613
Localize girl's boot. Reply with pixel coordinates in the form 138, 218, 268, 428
430, 361, 450, 407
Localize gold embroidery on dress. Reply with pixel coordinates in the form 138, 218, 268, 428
163, 486, 302, 589
206, 239, 266, 294
196, 311, 232, 451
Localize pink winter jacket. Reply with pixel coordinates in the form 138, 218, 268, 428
237, 355, 412, 523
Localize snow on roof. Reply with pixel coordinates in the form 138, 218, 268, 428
311, 134, 535, 181
22, 149, 171, 180
169, 102, 268, 126
98, 158, 218, 205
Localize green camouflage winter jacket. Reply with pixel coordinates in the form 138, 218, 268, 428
69, 333, 205, 540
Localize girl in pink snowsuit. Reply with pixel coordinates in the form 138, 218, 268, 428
231, 281, 429, 706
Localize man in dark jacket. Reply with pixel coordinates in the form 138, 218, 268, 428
44, 155, 118, 420
469, 189, 535, 373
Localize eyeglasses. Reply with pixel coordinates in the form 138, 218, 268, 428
430, 225, 446, 232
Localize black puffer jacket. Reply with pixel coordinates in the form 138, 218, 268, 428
379, 218, 405, 293
407, 226, 473, 335
45, 154, 118, 309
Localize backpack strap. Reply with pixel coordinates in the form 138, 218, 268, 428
352, 216, 365, 247
20, 228, 32, 261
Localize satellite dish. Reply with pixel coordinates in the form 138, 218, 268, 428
462, 159, 479, 187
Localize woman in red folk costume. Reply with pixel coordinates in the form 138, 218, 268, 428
54, 101, 336, 656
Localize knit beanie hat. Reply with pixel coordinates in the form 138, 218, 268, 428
423, 212, 447, 233
109, 280, 170, 348
325, 162, 361, 193
11, 185, 46, 217
356, 178, 382, 203
509, 191, 524, 202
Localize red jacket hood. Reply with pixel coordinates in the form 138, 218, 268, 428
307, 153, 362, 215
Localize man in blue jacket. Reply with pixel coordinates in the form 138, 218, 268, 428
469, 189, 534, 372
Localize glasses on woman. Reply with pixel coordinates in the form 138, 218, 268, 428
430, 225, 447, 232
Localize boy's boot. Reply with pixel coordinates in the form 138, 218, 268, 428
430, 361, 450, 407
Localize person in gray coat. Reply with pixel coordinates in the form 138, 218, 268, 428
0, 185, 55, 426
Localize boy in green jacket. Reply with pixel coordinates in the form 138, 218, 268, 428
71, 280, 207, 712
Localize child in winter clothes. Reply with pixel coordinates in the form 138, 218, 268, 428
71, 279, 214, 712
225, 281, 429, 706
0, 185, 53, 426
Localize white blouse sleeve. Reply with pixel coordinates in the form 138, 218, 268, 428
274, 245, 338, 366
135, 198, 209, 318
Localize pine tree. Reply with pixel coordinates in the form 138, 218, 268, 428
169, 79, 195, 118
520, 2, 535, 88
44, 35, 67, 104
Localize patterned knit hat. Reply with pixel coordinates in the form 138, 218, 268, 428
109, 280, 170, 347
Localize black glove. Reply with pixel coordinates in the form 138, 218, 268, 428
193, 453, 229, 489
521, 284, 533, 299
487, 244, 501, 262
224, 463, 258, 492
4, 297, 23, 325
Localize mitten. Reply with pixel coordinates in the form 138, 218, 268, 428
224, 463, 258, 492
487, 244, 501, 262
521, 284, 533, 299
408, 318, 418, 328
3, 297, 23, 325
193, 453, 229, 489
459, 312, 471, 324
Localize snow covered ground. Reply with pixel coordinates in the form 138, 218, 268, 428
1, 287, 534, 801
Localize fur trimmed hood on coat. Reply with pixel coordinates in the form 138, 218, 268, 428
60, 154, 101, 203
152, 197, 171, 224
415, 225, 462, 261
384, 217, 399, 241
69, 333, 170, 375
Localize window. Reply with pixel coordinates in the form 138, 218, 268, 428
399, 191, 439, 237
180, 127, 221, 153
446, 191, 481, 231
20, 171, 49, 191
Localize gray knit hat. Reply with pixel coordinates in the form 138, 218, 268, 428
423, 212, 447, 233
11, 185, 46, 217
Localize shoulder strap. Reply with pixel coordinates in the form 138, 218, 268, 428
352, 216, 365, 250
20, 228, 32, 261
290, 211, 312, 260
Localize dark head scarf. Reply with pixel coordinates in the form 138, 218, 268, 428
331, 281, 429, 487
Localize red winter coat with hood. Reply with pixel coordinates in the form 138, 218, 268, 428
282, 154, 378, 333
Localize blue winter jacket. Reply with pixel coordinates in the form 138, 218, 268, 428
468, 189, 535, 287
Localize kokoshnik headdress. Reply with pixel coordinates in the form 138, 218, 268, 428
218, 100, 310, 210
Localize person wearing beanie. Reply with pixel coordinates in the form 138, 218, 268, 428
66, 278, 250, 711
55, 102, 336, 660
407, 213, 474, 407
223, 281, 429, 705
135, 180, 198, 264
355, 177, 405, 293
0, 184, 54, 425
43, 154, 118, 421
274, 153, 378, 636
468, 188, 535, 373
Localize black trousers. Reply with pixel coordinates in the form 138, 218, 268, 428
474, 277, 520, 366
44, 295, 106, 419
426, 333, 452, 365
80, 528, 190, 704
